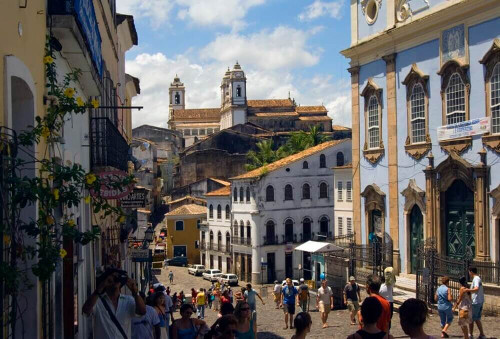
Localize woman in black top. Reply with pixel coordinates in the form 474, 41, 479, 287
347, 297, 393, 339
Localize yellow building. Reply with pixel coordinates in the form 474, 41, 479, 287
165, 204, 206, 265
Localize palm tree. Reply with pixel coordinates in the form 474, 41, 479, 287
306, 125, 330, 146
245, 140, 281, 171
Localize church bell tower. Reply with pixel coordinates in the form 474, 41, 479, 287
220, 62, 247, 129
169, 75, 185, 117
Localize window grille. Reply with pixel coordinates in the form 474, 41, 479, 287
192, 129, 199, 136
347, 218, 353, 235
446, 73, 466, 125
492, 63, 500, 134
346, 181, 352, 201
338, 217, 343, 236
184, 129, 191, 136
411, 83, 426, 143
368, 95, 380, 149
337, 181, 343, 201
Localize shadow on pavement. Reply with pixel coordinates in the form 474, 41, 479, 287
257, 332, 285, 339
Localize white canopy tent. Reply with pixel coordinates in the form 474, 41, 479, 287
294, 240, 344, 253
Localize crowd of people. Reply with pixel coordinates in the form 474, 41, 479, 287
82, 266, 488, 339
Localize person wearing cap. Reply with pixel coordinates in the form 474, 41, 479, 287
298, 278, 310, 313
344, 276, 361, 325
273, 280, 282, 309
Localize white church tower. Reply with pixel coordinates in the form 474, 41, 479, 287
220, 62, 247, 129
169, 75, 185, 122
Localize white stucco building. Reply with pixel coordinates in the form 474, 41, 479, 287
230, 139, 352, 284
333, 161, 354, 238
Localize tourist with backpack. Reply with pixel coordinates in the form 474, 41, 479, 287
298, 278, 310, 312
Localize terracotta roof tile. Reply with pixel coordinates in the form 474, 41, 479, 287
332, 125, 352, 131
170, 108, 221, 121
209, 178, 231, 186
205, 186, 231, 196
296, 105, 328, 113
247, 99, 294, 108
253, 112, 299, 117
231, 139, 350, 180
167, 195, 206, 205
298, 116, 332, 121
165, 204, 207, 216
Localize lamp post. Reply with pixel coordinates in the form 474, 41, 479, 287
142, 225, 154, 290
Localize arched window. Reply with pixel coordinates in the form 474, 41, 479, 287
284, 184, 293, 201
266, 185, 274, 202
319, 154, 326, 168
217, 231, 222, 245
246, 187, 251, 202
239, 187, 244, 202
175, 220, 184, 231
233, 221, 238, 236
201, 231, 206, 243
302, 183, 311, 199
285, 219, 294, 243
410, 83, 426, 143
303, 161, 309, 169
217, 205, 222, 219
226, 232, 231, 248
368, 95, 380, 149
490, 63, 500, 133
336, 152, 344, 166
266, 220, 275, 245
209, 230, 214, 244
209, 204, 214, 219
303, 218, 312, 241
320, 217, 329, 235
236, 85, 242, 97
234, 188, 238, 202
225, 205, 230, 220
174, 92, 180, 104
445, 73, 466, 125
239, 221, 244, 239
319, 182, 328, 198
246, 221, 251, 239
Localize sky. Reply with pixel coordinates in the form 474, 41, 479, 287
118, 0, 352, 129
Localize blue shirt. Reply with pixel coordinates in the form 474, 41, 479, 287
245, 289, 257, 305
437, 285, 452, 310
282, 285, 298, 304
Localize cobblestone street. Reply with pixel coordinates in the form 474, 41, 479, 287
154, 266, 498, 339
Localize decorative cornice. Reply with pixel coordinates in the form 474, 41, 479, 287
363, 142, 385, 164
360, 78, 382, 97
405, 136, 432, 160
382, 53, 397, 64
479, 38, 500, 65
401, 178, 426, 213
437, 59, 469, 76
439, 137, 472, 155
482, 134, 500, 154
402, 63, 429, 86
348, 66, 360, 75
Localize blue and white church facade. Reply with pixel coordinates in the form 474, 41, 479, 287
342, 0, 500, 274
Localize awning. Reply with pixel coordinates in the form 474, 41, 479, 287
294, 241, 344, 253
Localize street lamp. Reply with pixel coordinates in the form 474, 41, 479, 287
144, 226, 154, 243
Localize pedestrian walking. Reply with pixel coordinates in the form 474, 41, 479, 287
467, 266, 487, 339
205, 314, 238, 339
172, 292, 178, 311
167, 286, 171, 296
344, 276, 362, 325
82, 268, 147, 339
213, 288, 221, 311
171, 304, 206, 339
244, 284, 265, 313
234, 301, 257, 339
298, 278, 310, 313
228, 287, 233, 304
151, 292, 170, 339
169, 270, 174, 284
316, 280, 333, 329
359, 275, 391, 333
132, 292, 161, 339
221, 290, 232, 305
399, 298, 435, 339
281, 278, 299, 330
191, 288, 198, 306
453, 276, 473, 339
291, 312, 312, 339
156, 285, 176, 333
273, 281, 282, 309
379, 278, 394, 329
207, 289, 213, 309
347, 296, 393, 339
235, 287, 246, 304
435, 276, 453, 338
196, 288, 207, 320
179, 291, 186, 307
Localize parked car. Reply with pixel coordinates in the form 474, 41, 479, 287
218, 274, 239, 286
166, 256, 188, 267
282, 279, 300, 287
188, 264, 206, 276
202, 269, 222, 282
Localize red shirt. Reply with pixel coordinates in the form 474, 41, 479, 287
359, 294, 391, 333
221, 296, 230, 304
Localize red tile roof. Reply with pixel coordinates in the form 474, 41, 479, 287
296, 105, 328, 113
165, 204, 207, 216
170, 108, 221, 121
205, 186, 231, 196
247, 99, 294, 108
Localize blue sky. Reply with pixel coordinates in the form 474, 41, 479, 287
119, 0, 352, 128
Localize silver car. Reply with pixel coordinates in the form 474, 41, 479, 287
218, 274, 239, 286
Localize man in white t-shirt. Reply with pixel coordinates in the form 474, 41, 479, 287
273, 281, 282, 309
132, 292, 161, 339
467, 267, 486, 339
316, 280, 333, 329
82, 268, 146, 339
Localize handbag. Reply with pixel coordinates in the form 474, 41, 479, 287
99, 295, 128, 339
459, 309, 469, 319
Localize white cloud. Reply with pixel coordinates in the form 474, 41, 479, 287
298, 0, 344, 21
176, 0, 266, 30
200, 26, 321, 70
117, 0, 174, 29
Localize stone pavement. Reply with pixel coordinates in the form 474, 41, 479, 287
154, 266, 499, 339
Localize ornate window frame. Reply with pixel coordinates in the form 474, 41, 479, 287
402, 64, 431, 160
437, 60, 471, 154
480, 39, 500, 153
361, 78, 384, 164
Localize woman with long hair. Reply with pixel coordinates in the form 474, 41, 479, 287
234, 301, 256, 339
399, 298, 435, 339
453, 276, 473, 339
435, 276, 453, 338
152, 291, 169, 339
291, 312, 312, 339
172, 304, 206, 339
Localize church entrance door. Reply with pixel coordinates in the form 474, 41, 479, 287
409, 205, 423, 273
445, 180, 475, 259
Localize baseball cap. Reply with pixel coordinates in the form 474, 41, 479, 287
299, 278, 305, 282
349, 276, 356, 281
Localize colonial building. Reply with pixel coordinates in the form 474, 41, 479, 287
230, 139, 351, 284
333, 161, 354, 238
167, 63, 333, 147
341, 0, 500, 274
201, 186, 233, 273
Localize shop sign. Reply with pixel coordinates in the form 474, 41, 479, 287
120, 188, 147, 208
74, 0, 103, 76
131, 248, 150, 262
285, 242, 294, 254
90, 170, 133, 200
437, 117, 490, 141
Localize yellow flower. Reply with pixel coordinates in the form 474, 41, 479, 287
119, 215, 126, 223
43, 56, 54, 64
76, 97, 85, 107
85, 173, 97, 185
41, 126, 50, 138
64, 88, 75, 98
53, 188, 59, 200
60, 249, 67, 259
84, 196, 91, 204
67, 219, 75, 227
91, 99, 99, 109
46, 215, 55, 225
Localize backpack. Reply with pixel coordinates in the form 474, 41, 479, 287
299, 286, 308, 301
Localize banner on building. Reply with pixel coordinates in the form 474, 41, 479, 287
120, 188, 147, 208
437, 117, 490, 141
90, 170, 133, 200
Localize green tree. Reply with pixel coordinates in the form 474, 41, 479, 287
245, 140, 282, 171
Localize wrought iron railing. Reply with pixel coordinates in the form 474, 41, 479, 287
232, 237, 251, 246
90, 118, 129, 171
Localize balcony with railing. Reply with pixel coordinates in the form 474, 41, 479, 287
90, 118, 129, 171
262, 232, 332, 246
231, 237, 251, 246
200, 242, 232, 253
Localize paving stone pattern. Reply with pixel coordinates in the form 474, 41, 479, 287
155, 266, 499, 339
